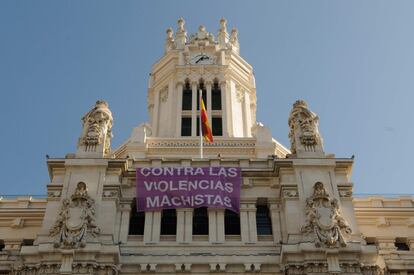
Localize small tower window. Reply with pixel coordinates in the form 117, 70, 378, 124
256, 205, 272, 235
224, 209, 240, 235
129, 199, 145, 235
193, 207, 209, 235
160, 209, 177, 235
181, 117, 192, 136
395, 238, 410, 251
212, 81, 222, 110
0, 240, 4, 252
182, 82, 192, 111
212, 117, 223, 136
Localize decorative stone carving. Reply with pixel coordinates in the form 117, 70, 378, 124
228, 28, 240, 53
164, 27, 175, 53
188, 25, 215, 44
77, 100, 113, 156
159, 87, 169, 103
288, 100, 323, 155
49, 182, 100, 248
217, 18, 229, 48
175, 18, 187, 50
235, 86, 244, 103
301, 182, 352, 248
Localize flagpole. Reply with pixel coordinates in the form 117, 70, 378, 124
199, 89, 203, 159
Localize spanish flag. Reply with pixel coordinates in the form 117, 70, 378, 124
200, 97, 214, 143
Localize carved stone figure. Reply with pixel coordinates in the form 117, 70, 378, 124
49, 182, 100, 248
301, 182, 352, 248
78, 100, 113, 156
288, 100, 323, 155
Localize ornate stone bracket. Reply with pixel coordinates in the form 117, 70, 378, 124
301, 182, 352, 248
49, 182, 100, 249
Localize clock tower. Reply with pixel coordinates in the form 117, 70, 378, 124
124, 18, 289, 159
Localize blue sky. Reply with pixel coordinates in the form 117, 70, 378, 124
1, 1, 413, 195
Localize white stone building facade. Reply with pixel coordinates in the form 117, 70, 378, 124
0, 19, 413, 275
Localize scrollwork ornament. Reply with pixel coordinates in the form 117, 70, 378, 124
301, 182, 352, 248
49, 182, 100, 249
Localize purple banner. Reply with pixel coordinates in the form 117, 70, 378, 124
136, 167, 241, 213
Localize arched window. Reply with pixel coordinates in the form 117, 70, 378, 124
193, 207, 209, 235
160, 209, 177, 235
256, 205, 272, 235
129, 199, 145, 235
224, 209, 240, 235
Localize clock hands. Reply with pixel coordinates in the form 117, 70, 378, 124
195, 55, 209, 64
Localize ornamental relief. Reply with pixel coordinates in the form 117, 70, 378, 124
301, 182, 352, 248
49, 182, 100, 249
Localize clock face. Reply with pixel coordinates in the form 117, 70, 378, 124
190, 53, 214, 65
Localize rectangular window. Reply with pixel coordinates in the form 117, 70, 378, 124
160, 209, 177, 235
212, 117, 223, 136
181, 117, 191, 136
212, 84, 222, 110
182, 89, 192, 110
256, 205, 272, 235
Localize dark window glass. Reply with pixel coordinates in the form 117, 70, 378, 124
161, 209, 177, 235
182, 83, 192, 110
395, 239, 410, 251
181, 117, 192, 136
129, 199, 145, 235
0, 240, 4, 251
22, 239, 34, 246
193, 207, 209, 235
196, 116, 201, 136
197, 83, 207, 110
212, 82, 222, 110
225, 209, 240, 235
212, 117, 222, 136
256, 205, 272, 235
365, 237, 377, 246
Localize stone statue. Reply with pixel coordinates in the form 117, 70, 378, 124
301, 182, 352, 248
288, 100, 323, 156
77, 100, 113, 156
49, 182, 100, 248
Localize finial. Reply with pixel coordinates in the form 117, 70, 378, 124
219, 18, 227, 33
166, 27, 173, 39
231, 28, 238, 37
177, 17, 185, 31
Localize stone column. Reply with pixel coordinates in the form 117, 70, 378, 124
268, 200, 282, 244
175, 82, 183, 137
176, 208, 193, 243
240, 203, 257, 243
143, 211, 161, 244
152, 89, 160, 137
208, 208, 225, 243
119, 204, 131, 244
243, 90, 252, 137
206, 81, 212, 124
220, 81, 228, 137
191, 82, 198, 137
